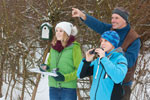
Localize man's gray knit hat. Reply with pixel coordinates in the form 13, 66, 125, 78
112, 7, 129, 23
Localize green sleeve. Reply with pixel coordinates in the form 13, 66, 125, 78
64, 42, 82, 82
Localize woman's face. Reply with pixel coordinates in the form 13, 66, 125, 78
55, 27, 65, 41
100, 38, 115, 53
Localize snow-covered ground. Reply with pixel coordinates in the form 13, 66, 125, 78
1, 75, 49, 100
0, 96, 5, 100
35, 75, 49, 100
1, 51, 50, 100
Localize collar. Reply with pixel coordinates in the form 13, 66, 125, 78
115, 24, 130, 39
105, 49, 116, 57
105, 47, 124, 57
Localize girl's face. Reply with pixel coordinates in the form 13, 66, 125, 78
55, 27, 65, 40
100, 38, 115, 53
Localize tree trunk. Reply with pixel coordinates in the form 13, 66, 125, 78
31, 74, 41, 100
0, 66, 3, 97
21, 55, 28, 100
0, 54, 5, 98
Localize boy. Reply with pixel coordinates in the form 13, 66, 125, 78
77, 31, 128, 100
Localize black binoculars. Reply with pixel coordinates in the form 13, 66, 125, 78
89, 47, 104, 55
89, 49, 97, 55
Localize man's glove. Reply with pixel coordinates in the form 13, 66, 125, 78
40, 64, 50, 72
52, 72, 65, 82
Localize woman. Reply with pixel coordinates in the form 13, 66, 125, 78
40, 21, 82, 100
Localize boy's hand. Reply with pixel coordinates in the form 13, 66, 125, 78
95, 48, 105, 59
86, 49, 95, 62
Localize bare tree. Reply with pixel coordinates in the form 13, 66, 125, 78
0, 0, 149, 100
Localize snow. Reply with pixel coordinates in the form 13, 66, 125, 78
1, 75, 49, 100
35, 75, 49, 100
1, 41, 150, 100
0, 96, 5, 100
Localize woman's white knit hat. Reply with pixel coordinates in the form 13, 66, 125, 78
55, 22, 78, 36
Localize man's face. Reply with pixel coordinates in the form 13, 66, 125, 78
111, 14, 127, 29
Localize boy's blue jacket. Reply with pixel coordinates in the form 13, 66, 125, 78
81, 14, 141, 68
77, 49, 128, 100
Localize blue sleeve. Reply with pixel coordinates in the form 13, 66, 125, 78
80, 14, 112, 35
101, 56, 128, 84
125, 38, 141, 68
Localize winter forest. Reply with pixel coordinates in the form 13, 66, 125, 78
0, 0, 150, 100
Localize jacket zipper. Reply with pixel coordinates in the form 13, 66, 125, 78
94, 61, 104, 100
95, 58, 101, 79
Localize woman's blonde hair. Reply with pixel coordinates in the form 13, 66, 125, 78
51, 32, 69, 47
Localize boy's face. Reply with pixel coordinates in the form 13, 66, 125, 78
100, 38, 115, 53
55, 27, 64, 40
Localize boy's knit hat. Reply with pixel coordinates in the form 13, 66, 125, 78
101, 31, 120, 48
55, 21, 78, 36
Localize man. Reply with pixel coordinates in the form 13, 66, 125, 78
72, 7, 141, 100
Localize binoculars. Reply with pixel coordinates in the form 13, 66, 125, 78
89, 47, 104, 55
89, 49, 97, 55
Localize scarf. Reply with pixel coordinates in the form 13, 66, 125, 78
52, 35, 75, 52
